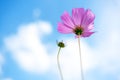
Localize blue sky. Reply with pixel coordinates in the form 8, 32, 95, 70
0, 0, 120, 80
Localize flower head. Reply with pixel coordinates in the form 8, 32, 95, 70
57, 8, 95, 38
57, 40, 65, 48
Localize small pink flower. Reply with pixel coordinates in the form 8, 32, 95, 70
57, 8, 95, 38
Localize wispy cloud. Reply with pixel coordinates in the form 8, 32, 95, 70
33, 9, 41, 19
2, 78, 13, 80
0, 53, 4, 75
94, 3, 120, 74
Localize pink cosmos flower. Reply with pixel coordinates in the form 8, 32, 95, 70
57, 8, 95, 38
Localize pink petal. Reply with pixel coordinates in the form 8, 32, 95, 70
72, 8, 85, 26
57, 22, 73, 34
81, 9, 95, 28
83, 23, 94, 32
61, 12, 75, 29
88, 23, 94, 30
81, 31, 94, 37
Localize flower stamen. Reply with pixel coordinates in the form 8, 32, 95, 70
74, 26, 84, 35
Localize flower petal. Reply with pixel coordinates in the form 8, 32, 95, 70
88, 23, 94, 30
61, 12, 75, 29
72, 8, 85, 26
81, 31, 94, 37
81, 9, 95, 28
57, 22, 73, 34
83, 23, 94, 32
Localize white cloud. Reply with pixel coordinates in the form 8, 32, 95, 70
4, 21, 52, 74
3, 19, 97, 79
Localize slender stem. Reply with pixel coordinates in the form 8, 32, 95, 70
57, 47, 64, 80
78, 37, 84, 80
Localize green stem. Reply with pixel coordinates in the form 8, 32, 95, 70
57, 47, 64, 80
78, 37, 84, 80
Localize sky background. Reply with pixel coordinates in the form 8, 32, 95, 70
0, 0, 120, 80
